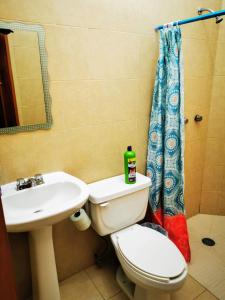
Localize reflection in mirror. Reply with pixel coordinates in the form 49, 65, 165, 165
8, 31, 46, 126
0, 22, 52, 134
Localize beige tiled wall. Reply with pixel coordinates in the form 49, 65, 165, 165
0, 0, 222, 298
200, 0, 225, 215
182, 1, 222, 217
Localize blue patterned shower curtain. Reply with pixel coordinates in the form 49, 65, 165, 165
146, 26, 190, 262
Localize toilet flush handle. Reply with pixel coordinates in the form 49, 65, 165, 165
100, 202, 109, 207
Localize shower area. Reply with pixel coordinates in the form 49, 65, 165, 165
181, 3, 225, 299
146, 1, 225, 297
184, 9, 225, 219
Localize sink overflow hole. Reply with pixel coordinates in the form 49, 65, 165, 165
33, 209, 43, 214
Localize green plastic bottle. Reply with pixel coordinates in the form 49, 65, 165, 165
124, 146, 136, 184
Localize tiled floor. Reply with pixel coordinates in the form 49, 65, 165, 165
187, 214, 225, 300
60, 214, 224, 300
60, 264, 217, 300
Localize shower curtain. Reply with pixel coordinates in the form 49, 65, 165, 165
146, 26, 191, 262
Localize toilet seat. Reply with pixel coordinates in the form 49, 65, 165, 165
115, 225, 186, 281
117, 247, 170, 283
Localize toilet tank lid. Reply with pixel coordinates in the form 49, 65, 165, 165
88, 173, 151, 204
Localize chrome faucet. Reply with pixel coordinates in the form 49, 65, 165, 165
34, 174, 45, 185
16, 174, 44, 191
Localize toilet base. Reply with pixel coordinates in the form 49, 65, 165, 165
116, 266, 134, 299
134, 285, 170, 300
116, 266, 171, 300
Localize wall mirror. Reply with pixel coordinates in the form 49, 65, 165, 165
0, 21, 52, 134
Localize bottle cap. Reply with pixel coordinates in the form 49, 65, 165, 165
127, 146, 132, 151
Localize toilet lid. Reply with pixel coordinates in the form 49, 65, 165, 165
117, 225, 186, 279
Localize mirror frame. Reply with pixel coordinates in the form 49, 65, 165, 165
0, 21, 52, 134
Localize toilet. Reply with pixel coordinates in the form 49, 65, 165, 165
87, 172, 187, 300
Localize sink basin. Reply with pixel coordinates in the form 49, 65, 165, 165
1, 171, 89, 300
1, 171, 89, 232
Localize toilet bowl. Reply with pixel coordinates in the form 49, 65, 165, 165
87, 173, 188, 300
111, 224, 187, 299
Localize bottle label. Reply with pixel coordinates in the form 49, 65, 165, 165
128, 158, 136, 182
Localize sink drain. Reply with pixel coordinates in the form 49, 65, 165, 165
202, 237, 215, 246
33, 209, 43, 214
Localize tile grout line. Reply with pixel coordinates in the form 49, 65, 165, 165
84, 268, 109, 300
192, 289, 207, 300
186, 274, 207, 299
1, 17, 218, 40
188, 274, 206, 289
107, 291, 124, 300
193, 289, 219, 300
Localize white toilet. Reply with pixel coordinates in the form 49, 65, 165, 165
87, 172, 187, 300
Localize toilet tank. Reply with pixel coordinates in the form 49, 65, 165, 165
87, 173, 151, 236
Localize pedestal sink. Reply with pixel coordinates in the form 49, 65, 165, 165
1, 171, 89, 300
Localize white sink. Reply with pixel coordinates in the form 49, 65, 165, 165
1, 171, 89, 232
1, 171, 89, 300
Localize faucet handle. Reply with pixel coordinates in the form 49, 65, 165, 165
17, 177, 25, 183
27, 177, 36, 187
34, 174, 44, 185
16, 178, 25, 190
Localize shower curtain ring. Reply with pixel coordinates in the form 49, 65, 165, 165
163, 22, 174, 30
171, 20, 179, 29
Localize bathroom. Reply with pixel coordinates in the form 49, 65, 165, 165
0, 0, 225, 299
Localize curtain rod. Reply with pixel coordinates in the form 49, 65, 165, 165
155, 9, 225, 31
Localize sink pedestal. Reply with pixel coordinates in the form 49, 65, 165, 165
2, 172, 89, 299
29, 226, 60, 300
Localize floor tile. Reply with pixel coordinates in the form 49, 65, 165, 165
188, 239, 225, 293
187, 214, 213, 242
171, 275, 205, 300
85, 263, 120, 299
195, 290, 219, 300
211, 215, 225, 236
109, 291, 129, 300
60, 270, 103, 300
188, 214, 225, 300
212, 234, 225, 266
211, 279, 225, 300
